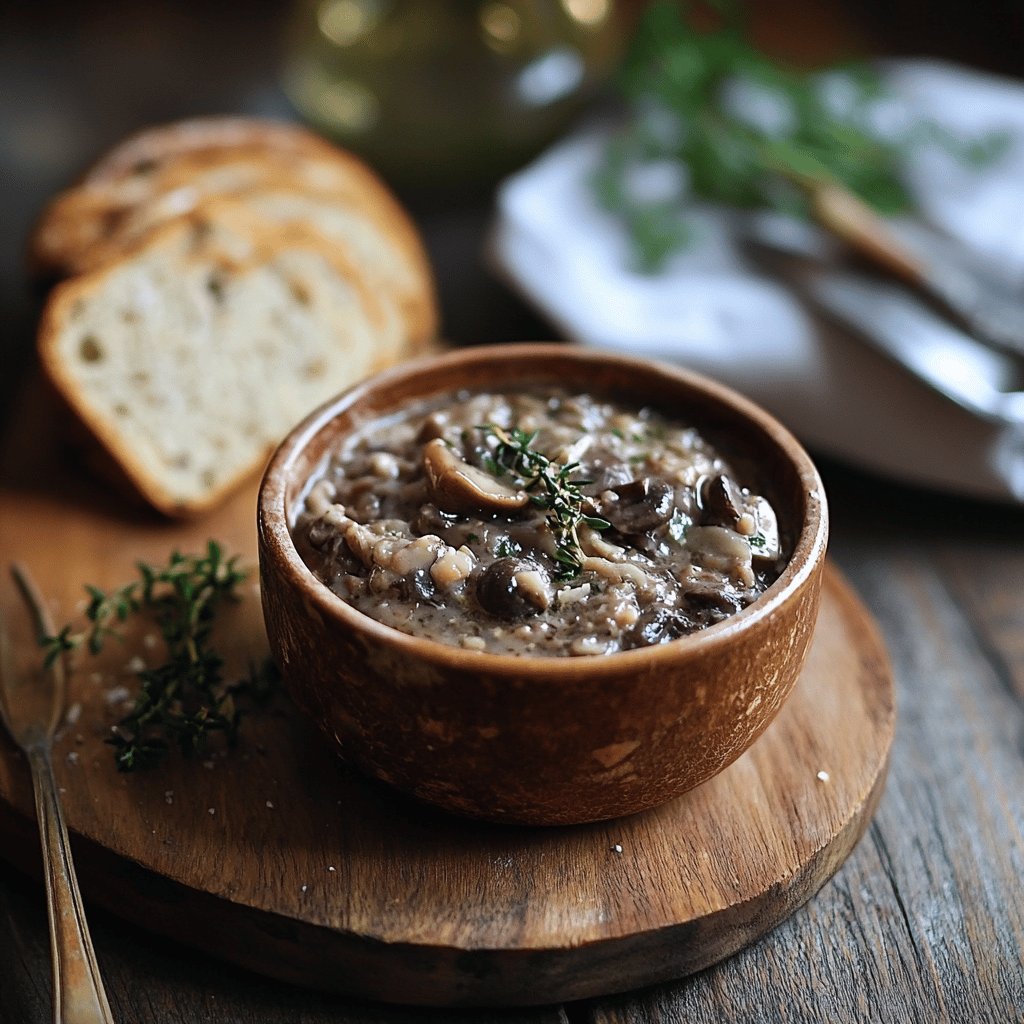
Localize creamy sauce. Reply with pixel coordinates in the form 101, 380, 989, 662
293, 389, 786, 656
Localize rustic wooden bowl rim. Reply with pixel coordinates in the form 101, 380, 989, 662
258, 343, 828, 678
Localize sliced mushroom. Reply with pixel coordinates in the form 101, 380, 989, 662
416, 412, 449, 444
699, 474, 742, 527
746, 495, 781, 564
699, 474, 781, 565
476, 558, 551, 619
422, 438, 529, 517
602, 477, 674, 534
679, 576, 745, 616
685, 525, 752, 570
623, 608, 695, 649
396, 568, 441, 606
410, 502, 459, 537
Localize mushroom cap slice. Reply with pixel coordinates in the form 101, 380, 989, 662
422, 438, 529, 517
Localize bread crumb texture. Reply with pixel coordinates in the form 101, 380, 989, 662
34, 118, 438, 516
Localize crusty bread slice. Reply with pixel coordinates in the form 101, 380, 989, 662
28, 118, 438, 345
38, 201, 406, 517
78, 116, 338, 184
40, 155, 437, 346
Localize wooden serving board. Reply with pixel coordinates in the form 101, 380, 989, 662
0, 380, 895, 1007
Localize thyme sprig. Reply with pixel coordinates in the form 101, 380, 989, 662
479, 425, 609, 578
40, 541, 276, 772
596, 0, 1008, 272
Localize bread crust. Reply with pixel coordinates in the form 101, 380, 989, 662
28, 117, 438, 344
31, 117, 438, 517
37, 201, 412, 517
80, 116, 342, 184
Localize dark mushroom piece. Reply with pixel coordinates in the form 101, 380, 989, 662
396, 568, 442, 606
699, 473, 781, 565
602, 478, 675, 534
699, 473, 742, 527
410, 502, 459, 537
680, 577, 745, 616
476, 558, 551, 619
623, 608, 696, 649
422, 438, 529, 517
416, 412, 449, 444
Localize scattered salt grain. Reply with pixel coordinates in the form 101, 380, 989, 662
142, 633, 158, 650
300, 884, 308, 893
327, 866, 336, 872
164, 791, 174, 805
265, 800, 275, 809
816, 770, 830, 783
611, 843, 623, 855
208, 807, 216, 816
64, 702, 82, 727
125, 656, 146, 674
66, 751, 80, 766
105, 686, 131, 706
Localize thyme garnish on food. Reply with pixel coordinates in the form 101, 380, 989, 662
40, 541, 276, 772
479, 425, 610, 578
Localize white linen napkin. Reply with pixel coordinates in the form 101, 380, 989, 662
492, 60, 1024, 502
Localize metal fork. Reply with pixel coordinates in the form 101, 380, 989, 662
0, 564, 114, 1024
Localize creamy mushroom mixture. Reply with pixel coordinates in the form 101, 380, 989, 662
293, 389, 786, 656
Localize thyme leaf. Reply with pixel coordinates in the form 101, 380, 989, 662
596, 0, 1009, 272
479, 425, 609, 579
39, 541, 277, 772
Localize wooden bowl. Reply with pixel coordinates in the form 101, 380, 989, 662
257, 344, 829, 825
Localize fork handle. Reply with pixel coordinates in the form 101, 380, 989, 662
28, 747, 115, 1024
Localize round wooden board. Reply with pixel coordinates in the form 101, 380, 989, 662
0, 384, 895, 1007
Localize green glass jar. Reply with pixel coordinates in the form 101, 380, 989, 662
282, 0, 626, 187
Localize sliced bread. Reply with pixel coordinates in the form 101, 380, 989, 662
78, 116, 338, 184
29, 119, 438, 346
38, 200, 407, 517
38, 154, 436, 345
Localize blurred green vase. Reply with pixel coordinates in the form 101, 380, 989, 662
282, 0, 626, 187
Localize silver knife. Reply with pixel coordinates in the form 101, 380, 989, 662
743, 214, 1024, 426
807, 181, 1024, 360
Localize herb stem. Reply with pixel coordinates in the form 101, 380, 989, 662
479, 425, 609, 579
38, 541, 276, 772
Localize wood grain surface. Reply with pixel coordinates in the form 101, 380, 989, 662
2, 4, 1022, 1019
586, 483, 1024, 1024
0, 379, 892, 1006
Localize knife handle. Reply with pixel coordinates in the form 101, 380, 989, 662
28, 746, 115, 1024
807, 180, 926, 284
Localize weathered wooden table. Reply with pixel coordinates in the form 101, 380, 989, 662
1, 3, 1021, 1021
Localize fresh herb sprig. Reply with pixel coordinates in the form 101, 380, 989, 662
41, 541, 276, 772
480, 425, 609, 578
596, 0, 1008, 272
